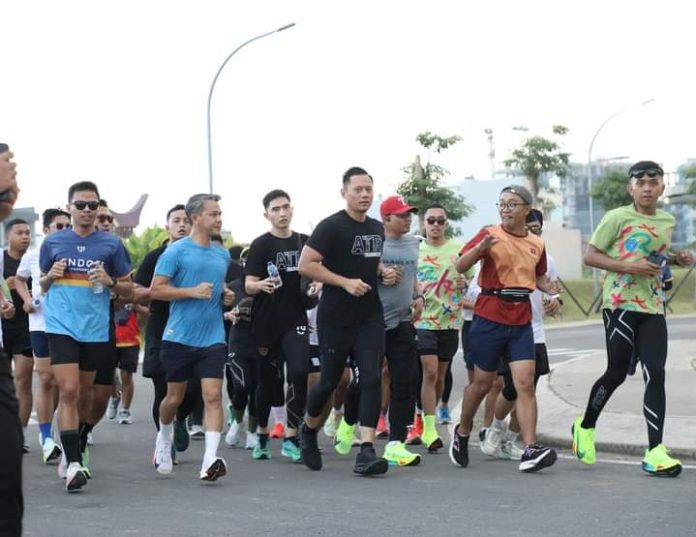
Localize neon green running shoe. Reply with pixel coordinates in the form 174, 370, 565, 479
642, 444, 682, 477
281, 437, 302, 462
383, 441, 421, 467
81, 447, 92, 478
571, 417, 596, 465
334, 418, 356, 456
252, 435, 271, 460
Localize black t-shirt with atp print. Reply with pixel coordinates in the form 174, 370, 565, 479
306, 210, 384, 328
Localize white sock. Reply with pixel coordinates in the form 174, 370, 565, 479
159, 421, 173, 443
203, 431, 221, 468
272, 405, 286, 425
492, 418, 506, 431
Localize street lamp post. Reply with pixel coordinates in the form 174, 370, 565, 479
206, 22, 296, 194
586, 98, 655, 296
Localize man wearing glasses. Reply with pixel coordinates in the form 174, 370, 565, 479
96, 200, 115, 233
413, 204, 467, 452
572, 161, 694, 477
15, 209, 72, 465
39, 181, 133, 492
450, 185, 557, 473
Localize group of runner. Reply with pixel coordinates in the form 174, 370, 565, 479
1, 152, 692, 532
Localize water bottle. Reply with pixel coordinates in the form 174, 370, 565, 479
267, 261, 283, 289
89, 262, 105, 294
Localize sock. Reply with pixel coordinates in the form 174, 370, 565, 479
39, 423, 52, 444
79, 422, 94, 452
285, 435, 299, 446
272, 405, 286, 425
504, 429, 519, 443
423, 414, 436, 435
61, 429, 81, 464
360, 442, 374, 451
159, 420, 174, 442
492, 418, 506, 431
203, 431, 221, 467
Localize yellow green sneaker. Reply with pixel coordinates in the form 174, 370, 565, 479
334, 418, 355, 456
642, 444, 682, 477
572, 417, 596, 465
421, 415, 443, 452
383, 441, 421, 467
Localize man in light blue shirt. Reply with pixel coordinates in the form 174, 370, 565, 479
150, 193, 234, 482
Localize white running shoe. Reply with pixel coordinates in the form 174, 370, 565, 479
117, 409, 133, 424
41, 437, 62, 464
189, 424, 205, 439
106, 397, 120, 420
65, 462, 87, 492
225, 419, 246, 447
500, 440, 525, 460
323, 409, 339, 439
153, 435, 173, 474
200, 457, 227, 481
480, 423, 504, 457
87, 432, 94, 446
57, 451, 68, 479
245, 432, 258, 450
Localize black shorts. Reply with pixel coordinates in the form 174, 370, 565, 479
93, 339, 119, 386
416, 329, 459, 362
160, 341, 226, 383
308, 344, 321, 374
461, 320, 473, 370
116, 346, 139, 374
3, 328, 32, 358
48, 333, 112, 373
498, 343, 550, 377
142, 341, 163, 378
30, 331, 49, 359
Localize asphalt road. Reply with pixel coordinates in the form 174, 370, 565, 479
22, 317, 696, 537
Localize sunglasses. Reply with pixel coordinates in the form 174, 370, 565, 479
72, 201, 100, 211
97, 215, 114, 223
55, 223, 72, 230
496, 201, 528, 211
426, 217, 447, 225
630, 169, 663, 179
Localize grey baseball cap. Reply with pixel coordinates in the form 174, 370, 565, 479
500, 185, 533, 205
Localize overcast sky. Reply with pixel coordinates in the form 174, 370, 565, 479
2, 1, 694, 241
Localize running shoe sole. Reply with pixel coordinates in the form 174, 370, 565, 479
449, 424, 469, 468
354, 458, 389, 476
386, 455, 421, 467
642, 463, 682, 477
200, 458, 227, 481
426, 437, 444, 453
66, 470, 87, 492
520, 449, 557, 473
44, 445, 62, 464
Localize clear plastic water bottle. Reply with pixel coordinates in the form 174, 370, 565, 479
89, 262, 105, 294
267, 261, 283, 289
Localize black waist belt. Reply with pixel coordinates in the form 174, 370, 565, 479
481, 287, 531, 302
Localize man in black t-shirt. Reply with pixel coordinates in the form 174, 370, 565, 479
298, 167, 398, 476
245, 189, 310, 462
2, 219, 32, 450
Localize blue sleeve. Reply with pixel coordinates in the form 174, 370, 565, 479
109, 242, 133, 279
154, 245, 179, 279
39, 238, 53, 273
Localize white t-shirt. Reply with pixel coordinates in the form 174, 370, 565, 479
464, 263, 481, 322
530, 252, 558, 344
16, 242, 46, 333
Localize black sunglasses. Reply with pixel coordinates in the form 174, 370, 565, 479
97, 215, 114, 223
630, 169, 663, 179
426, 217, 447, 225
55, 223, 72, 230
72, 201, 100, 211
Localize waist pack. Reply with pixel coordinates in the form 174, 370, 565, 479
481, 287, 531, 303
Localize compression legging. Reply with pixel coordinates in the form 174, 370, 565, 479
582, 309, 667, 449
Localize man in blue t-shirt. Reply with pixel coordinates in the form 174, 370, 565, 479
150, 193, 234, 482
39, 181, 133, 493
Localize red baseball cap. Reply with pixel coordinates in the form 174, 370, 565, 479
380, 195, 418, 218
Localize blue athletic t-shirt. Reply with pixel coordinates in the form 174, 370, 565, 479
154, 237, 230, 348
39, 230, 132, 342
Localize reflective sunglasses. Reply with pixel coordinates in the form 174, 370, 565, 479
426, 217, 447, 225
496, 201, 528, 211
97, 214, 114, 223
72, 201, 100, 211
55, 223, 72, 230
629, 169, 663, 179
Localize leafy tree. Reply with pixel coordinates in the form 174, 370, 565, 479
591, 169, 632, 211
123, 225, 168, 270
503, 126, 570, 206
397, 132, 474, 237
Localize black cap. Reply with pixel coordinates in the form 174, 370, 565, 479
628, 161, 664, 177
525, 208, 543, 227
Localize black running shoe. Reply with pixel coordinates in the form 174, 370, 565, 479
300, 425, 322, 471
519, 443, 557, 473
353, 447, 388, 476
449, 424, 469, 468
173, 419, 190, 452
